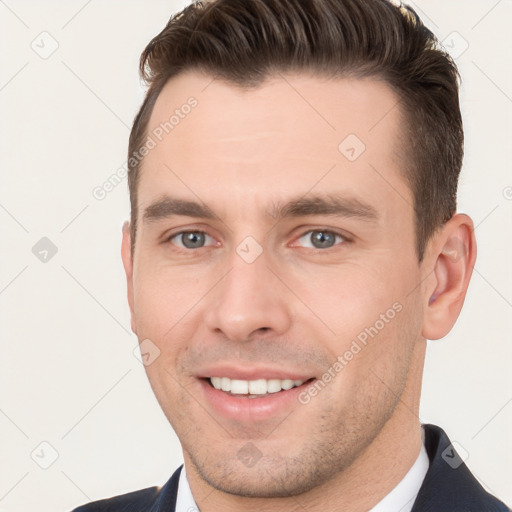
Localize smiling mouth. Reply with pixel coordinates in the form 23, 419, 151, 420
206, 376, 315, 397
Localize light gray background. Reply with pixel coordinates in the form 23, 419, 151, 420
0, 1, 511, 511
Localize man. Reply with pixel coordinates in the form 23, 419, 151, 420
73, 0, 509, 510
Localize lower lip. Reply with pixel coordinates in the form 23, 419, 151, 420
199, 379, 315, 422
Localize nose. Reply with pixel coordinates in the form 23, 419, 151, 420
204, 249, 292, 342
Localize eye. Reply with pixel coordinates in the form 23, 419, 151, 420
296, 230, 346, 249
168, 231, 216, 249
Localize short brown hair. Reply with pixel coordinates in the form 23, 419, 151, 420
128, 0, 463, 262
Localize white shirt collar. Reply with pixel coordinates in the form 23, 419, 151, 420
175, 464, 199, 512
176, 433, 429, 512
368, 434, 429, 512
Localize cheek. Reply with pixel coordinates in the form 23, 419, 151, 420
347, 289, 422, 386
289, 259, 405, 343
319, 297, 421, 426
132, 261, 210, 339
288, 257, 422, 396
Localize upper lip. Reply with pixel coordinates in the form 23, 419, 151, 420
196, 364, 315, 381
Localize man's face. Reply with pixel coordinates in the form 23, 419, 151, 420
123, 71, 428, 497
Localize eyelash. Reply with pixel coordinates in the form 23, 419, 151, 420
294, 230, 347, 249
165, 229, 350, 252
166, 231, 217, 250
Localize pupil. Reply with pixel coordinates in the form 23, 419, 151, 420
183, 232, 205, 248
312, 231, 334, 248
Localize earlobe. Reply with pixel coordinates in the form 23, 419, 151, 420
421, 214, 477, 340
121, 221, 138, 335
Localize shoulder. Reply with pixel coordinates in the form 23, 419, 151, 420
72, 486, 160, 512
413, 424, 509, 512
70, 466, 182, 512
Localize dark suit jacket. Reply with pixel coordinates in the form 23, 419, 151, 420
72, 424, 509, 511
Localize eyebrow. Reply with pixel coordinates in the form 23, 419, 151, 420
142, 194, 379, 223
143, 197, 216, 223
268, 194, 379, 222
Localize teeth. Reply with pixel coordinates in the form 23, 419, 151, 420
230, 379, 249, 394
221, 377, 231, 392
281, 379, 294, 390
267, 379, 282, 393
248, 379, 267, 394
209, 377, 305, 395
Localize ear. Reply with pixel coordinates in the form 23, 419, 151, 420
421, 213, 477, 340
121, 220, 138, 335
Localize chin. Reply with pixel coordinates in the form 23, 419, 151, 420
186, 440, 358, 499
198, 460, 325, 498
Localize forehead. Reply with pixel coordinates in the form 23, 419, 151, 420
138, 70, 412, 223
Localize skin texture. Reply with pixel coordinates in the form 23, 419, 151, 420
121, 70, 476, 511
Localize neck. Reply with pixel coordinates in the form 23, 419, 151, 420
186, 340, 426, 512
